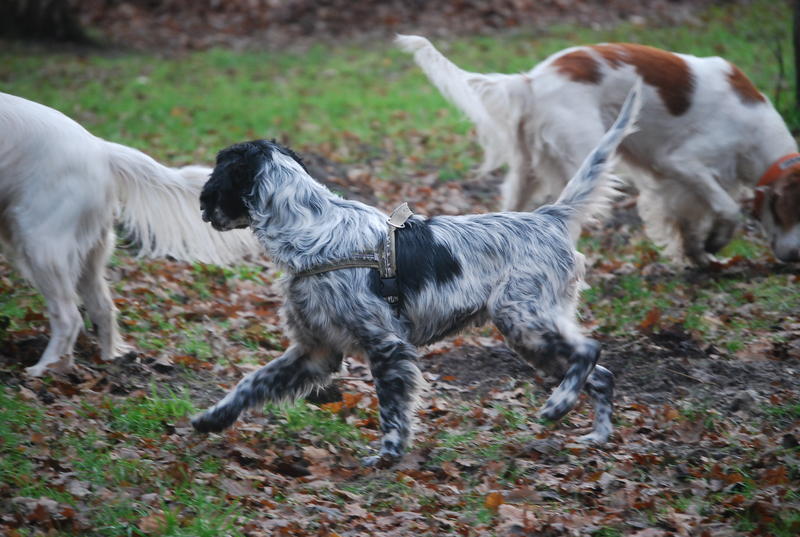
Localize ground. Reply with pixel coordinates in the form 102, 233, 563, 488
1, 1, 800, 536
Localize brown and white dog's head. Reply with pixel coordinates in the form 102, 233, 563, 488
755, 164, 800, 263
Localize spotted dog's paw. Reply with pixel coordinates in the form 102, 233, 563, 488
362, 451, 401, 469
191, 410, 232, 434
576, 430, 610, 445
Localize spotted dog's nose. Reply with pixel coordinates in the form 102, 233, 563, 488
200, 200, 211, 223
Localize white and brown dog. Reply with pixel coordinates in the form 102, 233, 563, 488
397, 36, 800, 265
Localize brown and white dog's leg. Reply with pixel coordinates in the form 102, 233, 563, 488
662, 162, 741, 263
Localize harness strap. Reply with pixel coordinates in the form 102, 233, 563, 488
293, 254, 380, 277
292, 203, 414, 306
753, 153, 800, 217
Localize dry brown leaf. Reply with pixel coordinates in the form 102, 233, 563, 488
138, 511, 167, 535
484, 491, 504, 511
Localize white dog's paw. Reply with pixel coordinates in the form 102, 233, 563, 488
25, 356, 73, 377
395, 34, 431, 53
25, 364, 47, 378
110, 342, 134, 362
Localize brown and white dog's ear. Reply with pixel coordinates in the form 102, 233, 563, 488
773, 173, 800, 229
750, 185, 770, 218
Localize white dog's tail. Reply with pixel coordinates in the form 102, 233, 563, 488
107, 142, 260, 265
554, 80, 642, 241
396, 34, 518, 173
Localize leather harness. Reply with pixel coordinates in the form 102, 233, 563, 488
292, 203, 414, 305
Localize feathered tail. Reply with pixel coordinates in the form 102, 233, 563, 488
554, 79, 642, 241
106, 142, 261, 264
396, 34, 519, 174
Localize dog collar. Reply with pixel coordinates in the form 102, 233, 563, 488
753, 153, 800, 217
292, 203, 414, 305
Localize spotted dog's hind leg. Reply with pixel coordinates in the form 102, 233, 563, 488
192, 344, 342, 433
539, 331, 600, 421
490, 291, 602, 430
577, 364, 615, 444
499, 320, 613, 443
355, 328, 424, 468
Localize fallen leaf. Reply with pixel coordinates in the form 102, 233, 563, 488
138, 511, 167, 535
485, 491, 504, 511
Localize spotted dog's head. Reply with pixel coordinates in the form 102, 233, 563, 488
759, 171, 800, 263
200, 140, 308, 232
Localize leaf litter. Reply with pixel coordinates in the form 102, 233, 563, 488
0, 149, 798, 536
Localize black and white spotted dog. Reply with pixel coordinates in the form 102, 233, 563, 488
192, 83, 642, 466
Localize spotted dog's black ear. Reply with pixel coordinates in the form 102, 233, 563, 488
213, 141, 269, 191
201, 141, 271, 225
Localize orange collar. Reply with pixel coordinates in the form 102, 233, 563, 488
753, 153, 800, 217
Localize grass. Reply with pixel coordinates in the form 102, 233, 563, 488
0, 1, 795, 176
266, 400, 368, 447
0, 387, 242, 537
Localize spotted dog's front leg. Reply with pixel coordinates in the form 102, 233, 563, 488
362, 336, 424, 468
192, 345, 341, 433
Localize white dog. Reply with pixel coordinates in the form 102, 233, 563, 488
397, 36, 800, 266
0, 92, 260, 377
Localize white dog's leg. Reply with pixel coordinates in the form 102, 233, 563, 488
516, 112, 608, 210
24, 256, 82, 377
501, 166, 539, 212
77, 228, 127, 361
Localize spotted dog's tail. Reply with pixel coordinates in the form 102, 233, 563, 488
554, 79, 642, 242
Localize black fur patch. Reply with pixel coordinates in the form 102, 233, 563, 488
395, 217, 462, 295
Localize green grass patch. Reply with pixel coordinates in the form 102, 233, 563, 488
264, 400, 367, 447
77, 386, 194, 438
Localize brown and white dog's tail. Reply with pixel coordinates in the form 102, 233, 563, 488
107, 141, 261, 265
396, 34, 523, 175
555, 79, 642, 242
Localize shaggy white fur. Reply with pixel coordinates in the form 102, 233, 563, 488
0, 92, 261, 376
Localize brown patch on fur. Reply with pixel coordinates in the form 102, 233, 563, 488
592, 43, 694, 116
773, 173, 800, 230
552, 50, 602, 84
727, 62, 765, 104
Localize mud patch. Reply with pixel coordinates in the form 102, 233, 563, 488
422, 344, 535, 395
419, 329, 800, 419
